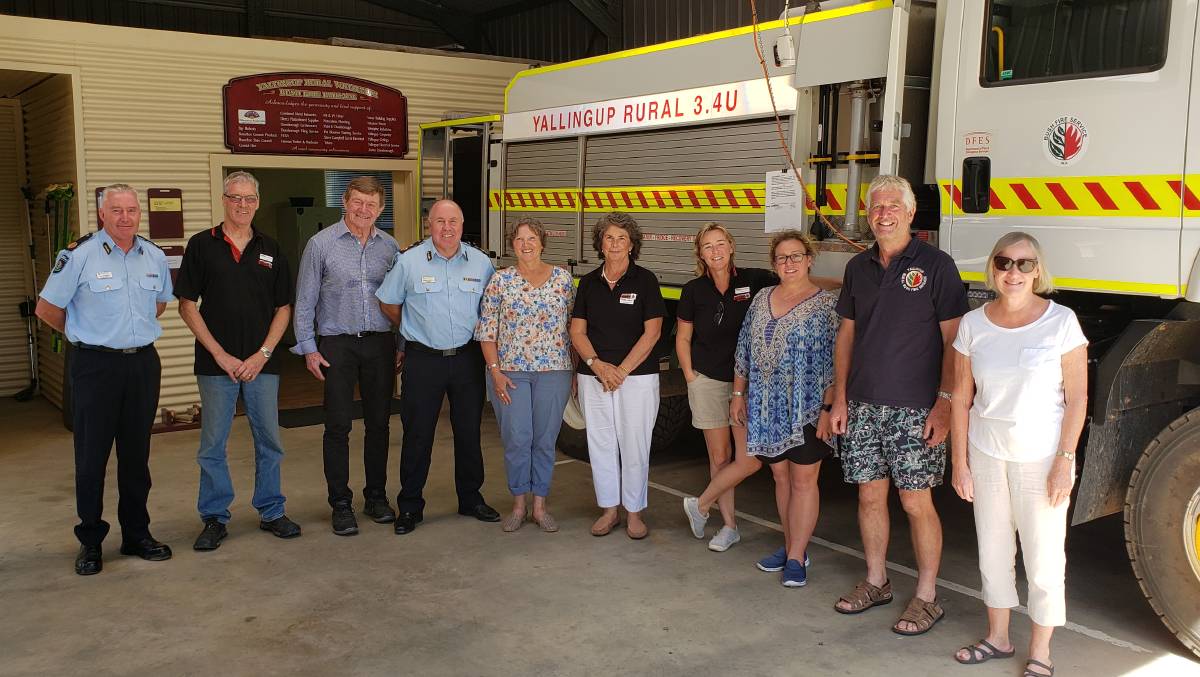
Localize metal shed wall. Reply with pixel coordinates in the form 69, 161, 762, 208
0, 15, 527, 412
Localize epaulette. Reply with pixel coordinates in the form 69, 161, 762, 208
65, 232, 94, 251
398, 239, 425, 255
136, 235, 164, 251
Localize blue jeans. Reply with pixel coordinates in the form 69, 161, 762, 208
487, 370, 573, 497
196, 374, 286, 522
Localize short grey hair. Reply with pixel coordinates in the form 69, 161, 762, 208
223, 170, 260, 196
97, 183, 139, 211
866, 174, 916, 213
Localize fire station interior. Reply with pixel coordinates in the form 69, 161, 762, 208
1, 1, 1199, 676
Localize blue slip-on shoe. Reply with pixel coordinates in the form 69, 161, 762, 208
781, 559, 808, 587
756, 546, 787, 572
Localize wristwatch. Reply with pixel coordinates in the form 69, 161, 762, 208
1056, 449, 1076, 461
487, 362, 500, 371
731, 390, 745, 397
937, 390, 953, 402
585, 356, 596, 367
259, 346, 272, 359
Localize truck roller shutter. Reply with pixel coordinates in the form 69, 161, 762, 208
583, 118, 792, 285
502, 138, 579, 265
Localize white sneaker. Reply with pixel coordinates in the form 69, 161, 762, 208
708, 526, 741, 552
682, 497, 708, 539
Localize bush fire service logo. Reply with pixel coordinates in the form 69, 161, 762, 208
901, 267, 927, 292
1043, 116, 1088, 166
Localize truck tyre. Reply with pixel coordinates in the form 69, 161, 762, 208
555, 394, 692, 462
1125, 408, 1200, 659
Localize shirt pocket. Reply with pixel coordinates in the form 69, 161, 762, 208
1018, 347, 1056, 369
458, 278, 484, 295
87, 276, 126, 294
413, 277, 445, 294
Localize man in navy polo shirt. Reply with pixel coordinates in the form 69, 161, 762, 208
176, 171, 300, 551
828, 175, 969, 635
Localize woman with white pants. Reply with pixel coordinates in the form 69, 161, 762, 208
570, 212, 665, 539
950, 232, 1088, 677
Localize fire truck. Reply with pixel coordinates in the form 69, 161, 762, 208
415, 0, 1200, 656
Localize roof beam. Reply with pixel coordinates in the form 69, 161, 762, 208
360, 0, 484, 51
566, 0, 621, 51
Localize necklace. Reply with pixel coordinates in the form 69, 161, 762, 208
601, 264, 627, 286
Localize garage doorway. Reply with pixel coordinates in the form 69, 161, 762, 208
208, 155, 415, 418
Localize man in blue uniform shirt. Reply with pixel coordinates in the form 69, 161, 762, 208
377, 199, 499, 534
36, 183, 175, 575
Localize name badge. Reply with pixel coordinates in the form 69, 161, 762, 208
422, 275, 437, 284
619, 293, 637, 305
257, 253, 273, 269
463, 276, 480, 283
145, 272, 159, 278
733, 285, 751, 302
96, 271, 113, 279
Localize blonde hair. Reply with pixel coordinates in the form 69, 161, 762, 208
768, 229, 817, 262
692, 222, 737, 276
985, 231, 1055, 294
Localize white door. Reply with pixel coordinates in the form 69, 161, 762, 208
944, 0, 1194, 298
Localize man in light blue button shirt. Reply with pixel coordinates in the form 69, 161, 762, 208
376, 199, 498, 533
291, 176, 401, 535
36, 183, 174, 575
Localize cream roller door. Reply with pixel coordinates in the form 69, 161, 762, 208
0, 99, 33, 395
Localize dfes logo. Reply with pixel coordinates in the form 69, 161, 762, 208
1043, 116, 1089, 166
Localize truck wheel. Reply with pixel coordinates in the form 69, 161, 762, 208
555, 394, 692, 462
1125, 408, 1200, 659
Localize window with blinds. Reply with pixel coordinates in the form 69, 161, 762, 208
324, 171, 395, 230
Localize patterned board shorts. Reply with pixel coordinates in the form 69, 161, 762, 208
841, 400, 946, 490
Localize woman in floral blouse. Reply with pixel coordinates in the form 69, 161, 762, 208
475, 218, 575, 533
731, 230, 839, 587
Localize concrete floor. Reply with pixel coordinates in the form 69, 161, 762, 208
0, 397, 1197, 677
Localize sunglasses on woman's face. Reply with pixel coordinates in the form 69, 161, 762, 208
993, 255, 1038, 273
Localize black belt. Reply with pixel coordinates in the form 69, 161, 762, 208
73, 342, 151, 354
334, 331, 390, 338
406, 340, 474, 357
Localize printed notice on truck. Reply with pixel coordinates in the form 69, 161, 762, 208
765, 170, 803, 233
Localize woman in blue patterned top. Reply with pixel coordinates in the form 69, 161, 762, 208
476, 218, 575, 533
731, 230, 839, 587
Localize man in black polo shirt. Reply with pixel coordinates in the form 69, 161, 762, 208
828, 175, 968, 635
176, 171, 301, 551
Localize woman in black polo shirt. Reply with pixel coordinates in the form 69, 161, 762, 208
569, 212, 666, 540
677, 223, 775, 552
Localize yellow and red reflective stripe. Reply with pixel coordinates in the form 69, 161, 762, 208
488, 183, 871, 214
939, 175, 1200, 218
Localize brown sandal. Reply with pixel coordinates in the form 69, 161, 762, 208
834, 579, 894, 614
892, 596, 945, 636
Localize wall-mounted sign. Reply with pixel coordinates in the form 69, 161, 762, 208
503, 76, 795, 142
147, 188, 184, 239
223, 72, 407, 157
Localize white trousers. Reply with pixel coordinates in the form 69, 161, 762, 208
577, 373, 659, 512
970, 445, 1069, 627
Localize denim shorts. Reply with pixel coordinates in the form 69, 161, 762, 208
840, 400, 945, 490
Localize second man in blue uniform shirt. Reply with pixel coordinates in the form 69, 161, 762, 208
376, 199, 499, 533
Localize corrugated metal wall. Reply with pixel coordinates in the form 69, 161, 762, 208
503, 139, 579, 263
19, 74, 78, 408
0, 99, 33, 395
484, 2, 600, 63
621, 0, 791, 48
0, 16, 526, 412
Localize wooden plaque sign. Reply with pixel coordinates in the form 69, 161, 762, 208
223, 72, 408, 158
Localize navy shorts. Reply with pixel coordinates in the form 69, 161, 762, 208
840, 401, 945, 490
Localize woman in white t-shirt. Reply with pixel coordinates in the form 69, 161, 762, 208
949, 232, 1088, 677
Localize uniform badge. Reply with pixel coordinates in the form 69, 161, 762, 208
96, 271, 113, 280
733, 286, 751, 302
422, 275, 437, 284
901, 267, 927, 292
102, 242, 112, 256
619, 293, 637, 305
52, 253, 69, 274
257, 253, 273, 269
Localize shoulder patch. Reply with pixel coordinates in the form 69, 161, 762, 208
65, 232, 93, 251
136, 235, 164, 251
52, 252, 70, 274
399, 240, 424, 255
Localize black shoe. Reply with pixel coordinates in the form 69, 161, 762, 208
393, 511, 423, 535
119, 537, 173, 561
193, 518, 227, 551
259, 515, 302, 539
331, 502, 359, 536
75, 545, 102, 575
459, 503, 501, 523
363, 498, 396, 524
